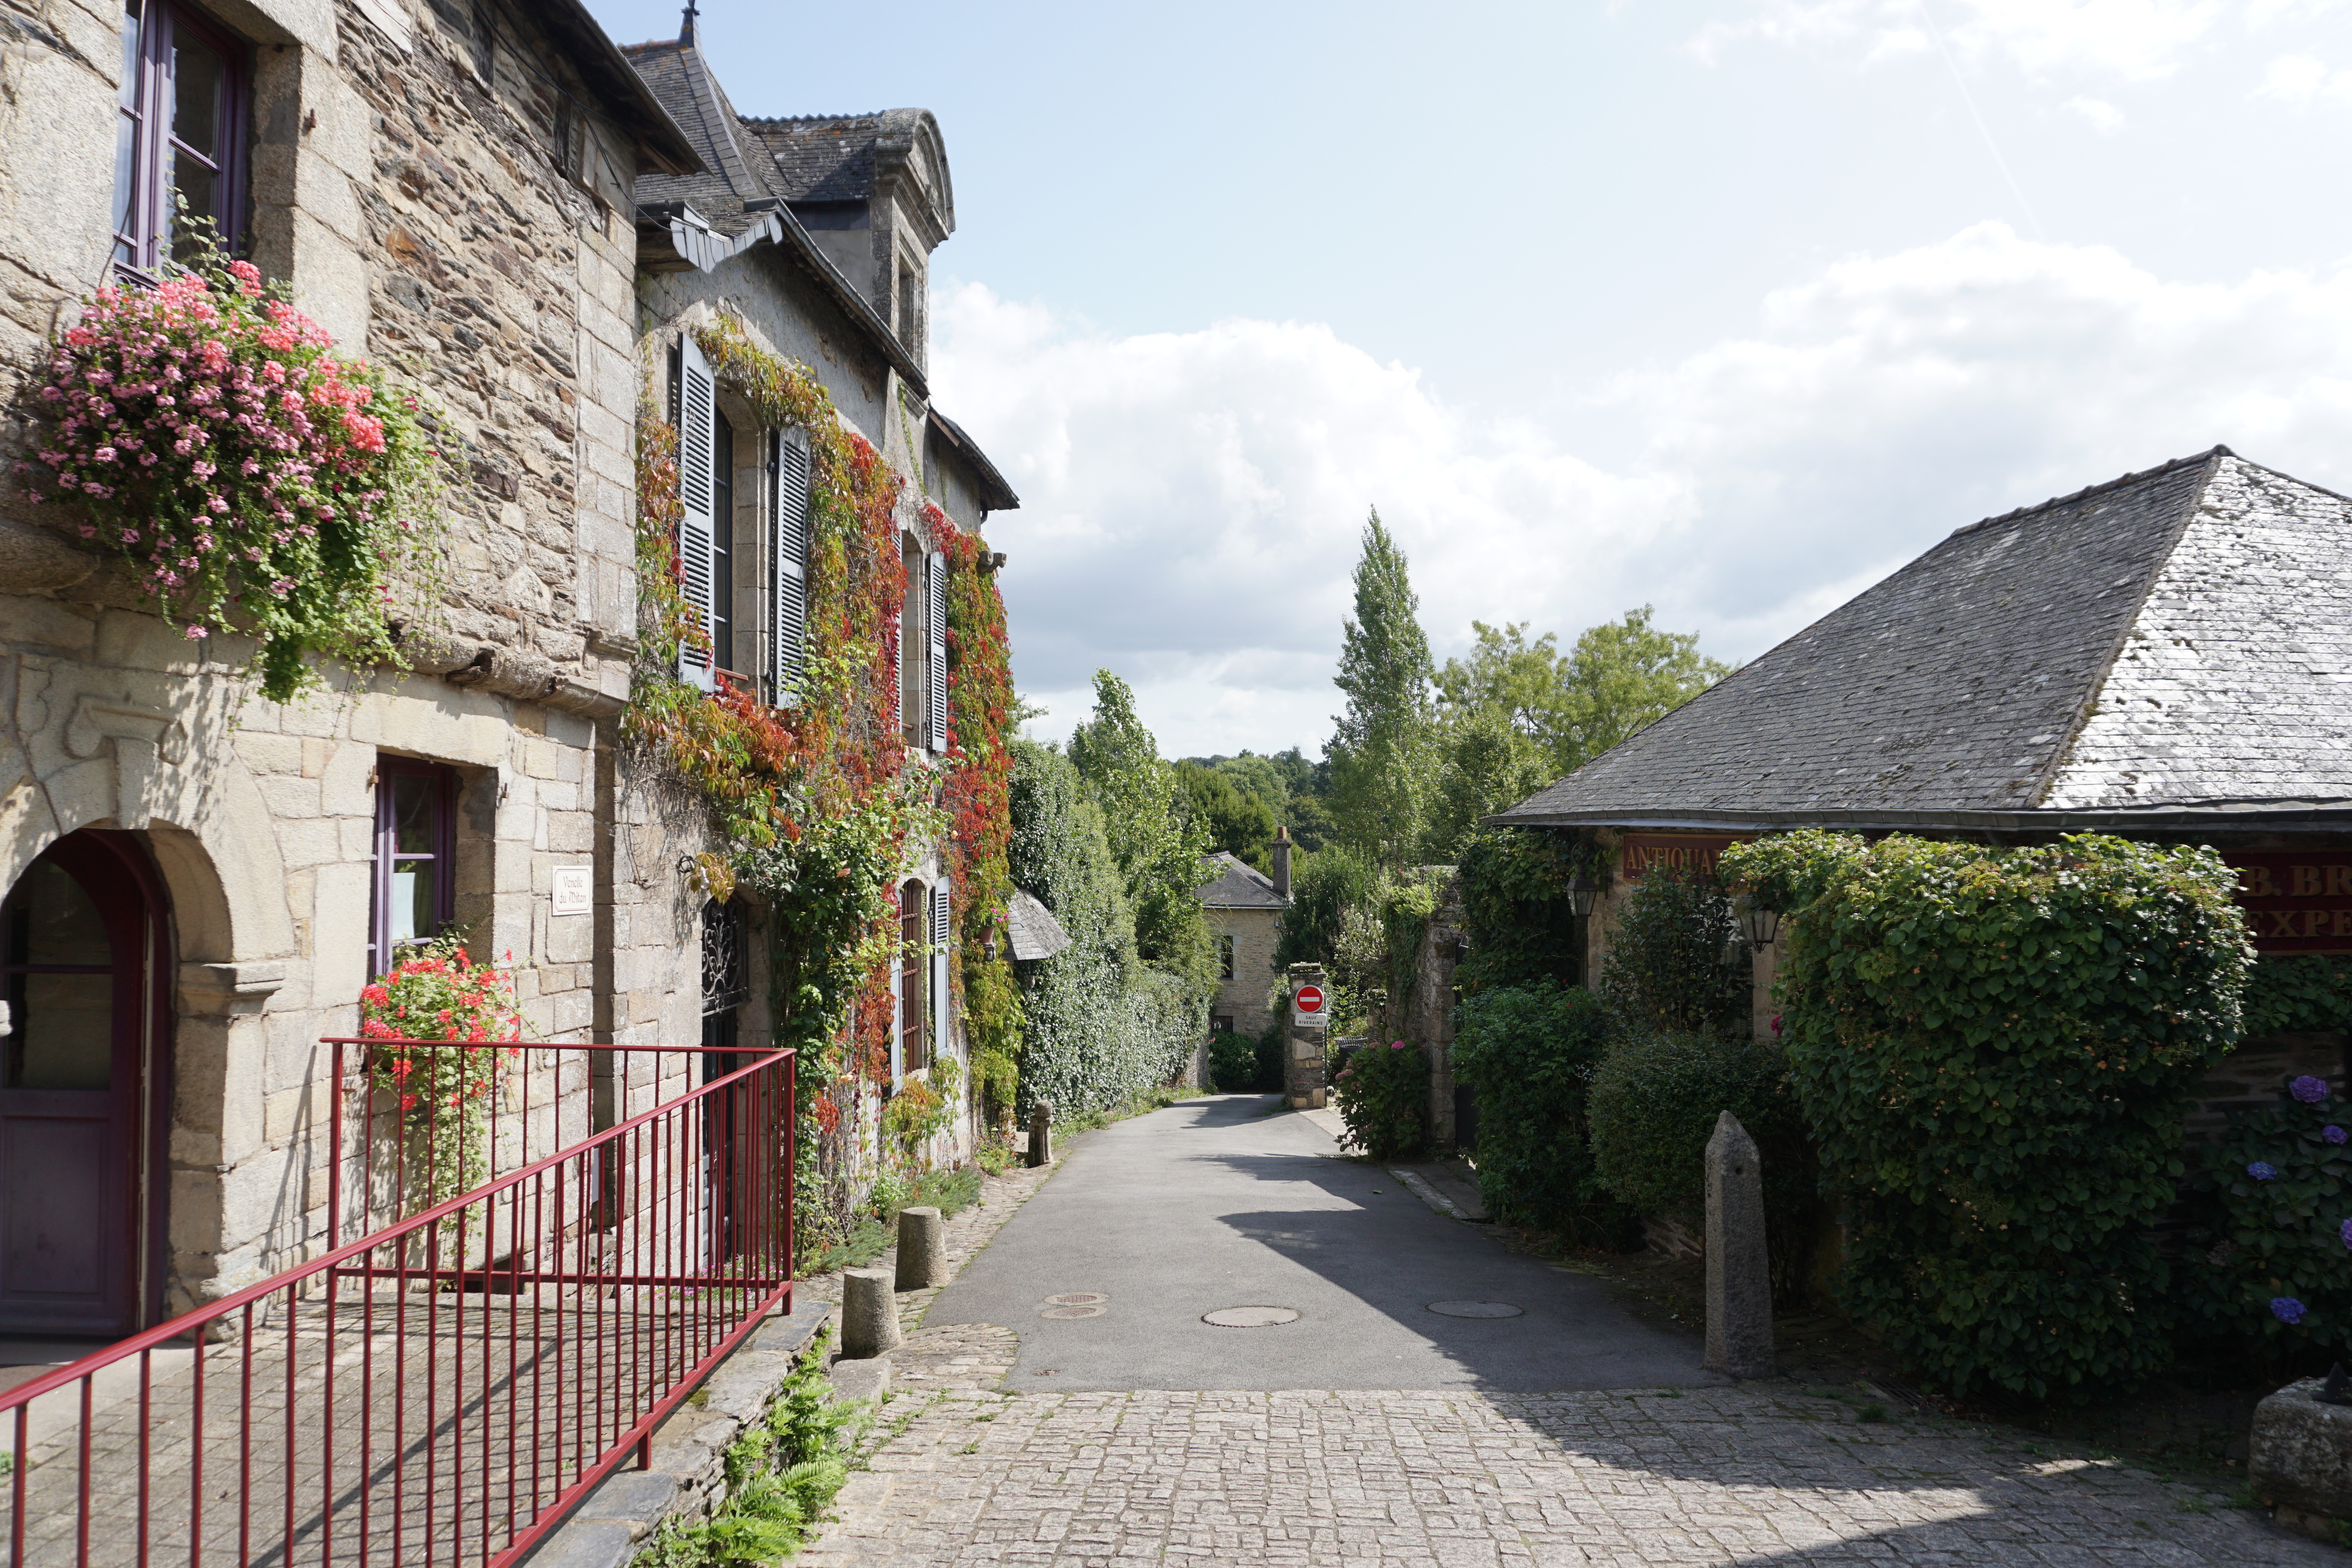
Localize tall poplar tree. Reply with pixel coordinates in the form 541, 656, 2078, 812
1325, 509, 1434, 866
1067, 670, 1217, 984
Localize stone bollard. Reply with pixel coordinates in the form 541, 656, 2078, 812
1026, 1101, 1053, 1168
1703, 1110, 1775, 1379
840, 1267, 901, 1359
896, 1205, 947, 1290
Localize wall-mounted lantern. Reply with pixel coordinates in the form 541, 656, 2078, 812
1565, 874, 1604, 921
1734, 891, 1781, 950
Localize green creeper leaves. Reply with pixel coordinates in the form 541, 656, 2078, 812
1720, 831, 2254, 1403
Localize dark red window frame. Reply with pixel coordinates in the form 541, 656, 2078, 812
369, 757, 458, 979
113, 0, 251, 278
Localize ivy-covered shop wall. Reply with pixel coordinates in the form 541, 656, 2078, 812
628, 317, 1019, 1259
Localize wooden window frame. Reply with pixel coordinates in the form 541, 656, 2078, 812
369, 757, 458, 978
113, 0, 251, 280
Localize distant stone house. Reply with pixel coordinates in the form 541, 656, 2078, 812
1194, 829, 1292, 1040
0, 0, 705, 1333
621, 18, 1018, 1159
1495, 446, 2352, 1116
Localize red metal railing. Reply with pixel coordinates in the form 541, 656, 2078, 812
0, 1039, 793, 1568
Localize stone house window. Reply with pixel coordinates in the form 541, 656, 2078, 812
709, 411, 736, 676
768, 430, 810, 705
1218, 934, 1235, 980
113, 0, 250, 275
369, 758, 457, 976
896, 880, 928, 1078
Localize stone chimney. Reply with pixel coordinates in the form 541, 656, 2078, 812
1271, 824, 1292, 900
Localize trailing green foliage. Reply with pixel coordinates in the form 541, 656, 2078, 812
1449, 984, 1636, 1246
1455, 826, 1594, 995
1720, 830, 2256, 1403
1587, 1027, 1816, 1301
1008, 740, 1200, 1116
2242, 954, 2352, 1038
1598, 861, 1749, 1038
629, 1329, 861, 1567
2183, 1078, 2352, 1367
1331, 1041, 1429, 1161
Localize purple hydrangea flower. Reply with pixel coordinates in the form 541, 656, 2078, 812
2293, 1075, 2331, 1104
2328, 1126, 2348, 1146
2249, 1162, 2280, 1181
2340, 1218, 2352, 1251
2274, 1297, 2308, 1326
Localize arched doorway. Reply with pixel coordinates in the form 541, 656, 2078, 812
0, 832, 170, 1337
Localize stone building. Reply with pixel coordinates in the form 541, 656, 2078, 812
620, 16, 1017, 1163
1496, 446, 2352, 1111
1195, 828, 1291, 1041
0, 0, 714, 1335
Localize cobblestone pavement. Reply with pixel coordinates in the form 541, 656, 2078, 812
799, 1102, 2332, 1567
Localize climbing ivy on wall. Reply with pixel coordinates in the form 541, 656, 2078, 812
931, 504, 1023, 1125
1454, 825, 1599, 994
626, 316, 1014, 1257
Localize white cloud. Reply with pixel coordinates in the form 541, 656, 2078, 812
934, 228, 2352, 758
1697, 0, 2229, 80
2255, 51, 2352, 103
2063, 93, 2128, 129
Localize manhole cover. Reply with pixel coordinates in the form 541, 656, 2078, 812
1427, 1300, 1523, 1318
1044, 1293, 1108, 1306
1039, 1305, 1104, 1319
1203, 1306, 1300, 1328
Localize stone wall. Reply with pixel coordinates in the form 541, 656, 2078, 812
1206, 905, 1281, 1039
0, 0, 704, 1320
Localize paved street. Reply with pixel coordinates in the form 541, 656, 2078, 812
806, 1095, 2334, 1566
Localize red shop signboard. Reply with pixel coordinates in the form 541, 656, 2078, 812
1619, 834, 1749, 880
2223, 851, 2352, 954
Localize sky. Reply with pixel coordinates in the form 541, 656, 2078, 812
586, 0, 2352, 760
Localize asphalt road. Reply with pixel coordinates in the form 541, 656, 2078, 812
927, 1092, 1725, 1392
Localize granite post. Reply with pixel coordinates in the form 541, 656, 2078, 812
1026, 1101, 1053, 1168
1287, 962, 1328, 1110
896, 1205, 947, 1290
840, 1267, 901, 1359
1703, 1110, 1775, 1379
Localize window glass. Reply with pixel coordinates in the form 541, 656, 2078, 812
2, 862, 113, 1092
711, 416, 734, 673
113, 1, 145, 265
372, 761, 456, 974
110, 0, 244, 275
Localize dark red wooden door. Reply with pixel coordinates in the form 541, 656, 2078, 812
0, 834, 161, 1336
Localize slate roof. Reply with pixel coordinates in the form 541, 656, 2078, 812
1195, 853, 1288, 911
746, 114, 888, 203
1496, 449, 2352, 833
619, 36, 784, 237
1007, 890, 1071, 962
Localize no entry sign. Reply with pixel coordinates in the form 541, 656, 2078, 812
1292, 984, 1328, 1029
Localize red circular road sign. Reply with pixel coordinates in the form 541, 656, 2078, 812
1294, 985, 1326, 1014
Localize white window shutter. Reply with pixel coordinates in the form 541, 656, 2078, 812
676, 334, 717, 692
931, 878, 951, 1062
770, 432, 809, 705
927, 550, 948, 753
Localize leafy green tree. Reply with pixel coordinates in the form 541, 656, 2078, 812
1435, 608, 1732, 777
1177, 761, 1279, 870
1419, 707, 1553, 862
1325, 510, 1434, 865
1066, 671, 1217, 987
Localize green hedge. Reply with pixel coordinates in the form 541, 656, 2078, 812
1450, 984, 1636, 1246
2185, 1078, 2352, 1366
1455, 827, 1591, 994
1598, 861, 1749, 1038
1587, 1027, 1817, 1302
1207, 1027, 1269, 1092
1722, 830, 2254, 1402
1332, 1040, 1428, 1161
